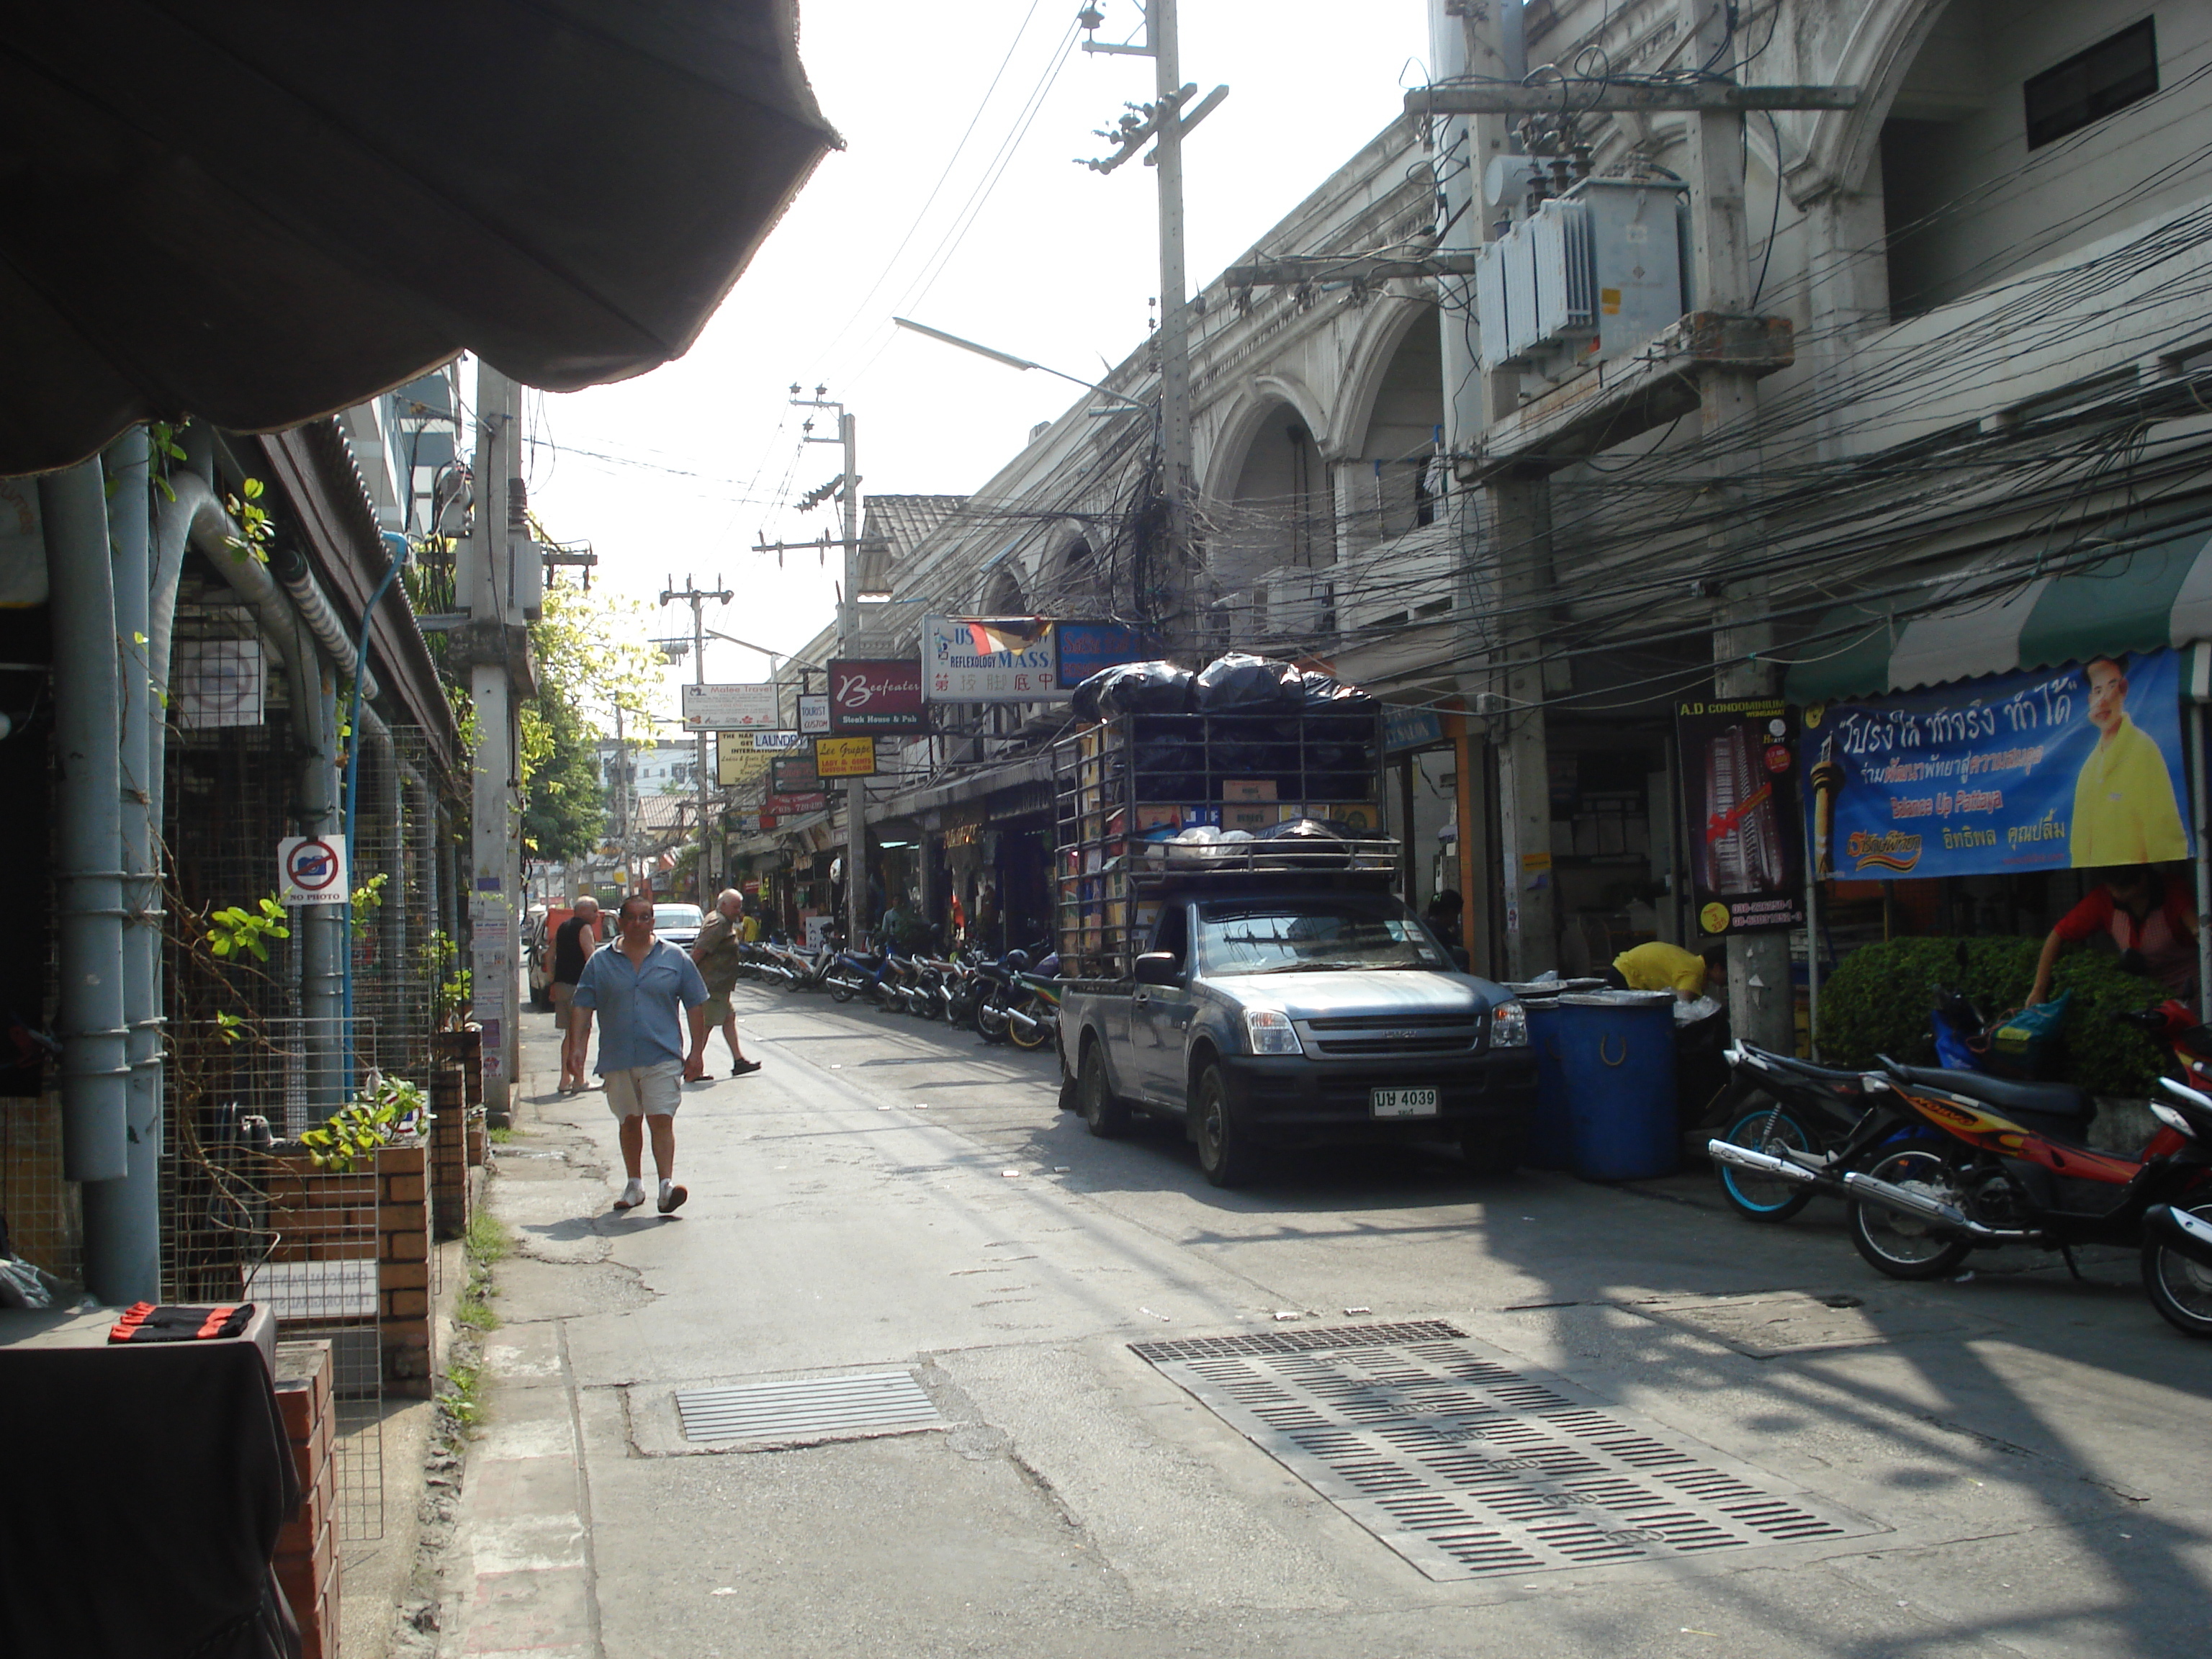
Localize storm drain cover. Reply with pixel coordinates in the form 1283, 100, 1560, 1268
675, 1371, 942, 1444
1132, 1321, 1876, 1581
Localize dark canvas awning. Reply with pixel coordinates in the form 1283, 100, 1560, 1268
0, 1, 837, 475
1785, 516, 2212, 703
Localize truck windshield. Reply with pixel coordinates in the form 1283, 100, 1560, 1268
1195, 899, 1447, 976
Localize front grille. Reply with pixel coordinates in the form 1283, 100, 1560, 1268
1310, 1035, 1477, 1056
1300, 1012, 1484, 1059
1306, 1014, 1483, 1032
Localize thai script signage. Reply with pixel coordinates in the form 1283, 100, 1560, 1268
1675, 698, 1803, 935
828, 659, 925, 731
1802, 649, 2191, 881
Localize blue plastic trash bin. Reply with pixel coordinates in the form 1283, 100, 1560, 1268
1554, 990, 1678, 1180
1521, 997, 1575, 1170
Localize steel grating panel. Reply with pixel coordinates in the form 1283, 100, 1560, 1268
675, 1371, 943, 1444
1133, 1323, 1878, 1581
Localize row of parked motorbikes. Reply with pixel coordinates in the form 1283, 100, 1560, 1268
1701, 996, 2212, 1341
729, 930, 1064, 1050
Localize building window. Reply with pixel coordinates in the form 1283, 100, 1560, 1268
2024, 18, 2157, 150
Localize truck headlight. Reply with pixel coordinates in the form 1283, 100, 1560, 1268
1243, 1009, 1303, 1056
1490, 1001, 1529, 1048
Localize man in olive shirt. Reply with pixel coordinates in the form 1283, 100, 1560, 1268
689, 889, 762, 1079
2071, 655, 2188, 866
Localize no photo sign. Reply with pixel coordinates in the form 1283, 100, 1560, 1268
279, 836, 349, 906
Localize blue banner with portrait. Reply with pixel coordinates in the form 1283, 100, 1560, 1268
1802, 649, 2193, 881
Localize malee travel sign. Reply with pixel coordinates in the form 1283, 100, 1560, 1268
1802, 648, 2193, 881
681, 683, 780, 730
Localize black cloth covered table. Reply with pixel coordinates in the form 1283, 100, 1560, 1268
0, 1308, 300, 1658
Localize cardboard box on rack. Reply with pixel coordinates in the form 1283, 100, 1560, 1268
1222, 778, 1277, 802
1329, 802, 1382, 832
1135, 804, 1180, 830
1223, 804, 1277, 832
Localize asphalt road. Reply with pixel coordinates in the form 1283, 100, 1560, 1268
441, 979, 2212, 1659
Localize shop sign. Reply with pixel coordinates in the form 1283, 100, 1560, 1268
1383, 704, 1447, 752
1676, 698, 1804, 936
767, 791, 827, 815
815, 735, 878, 777
1054, 621, 1153, 690
924, 615, 1057, 701
680, 682, 780, 730
714, 733, 775, 788
1801, 648, 2191, 881
798, 693, 831, 734
772, 755, 822, 793
829, 659, 925, 731
741, 729, 805, 751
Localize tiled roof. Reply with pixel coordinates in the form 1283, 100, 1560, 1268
860, 495, 966, 592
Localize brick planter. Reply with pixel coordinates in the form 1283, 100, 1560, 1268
274, 1340, 341, 1659
377, 1143, 433, 1397
429, 1064, 470, 1242
465, 1110, 487, 1169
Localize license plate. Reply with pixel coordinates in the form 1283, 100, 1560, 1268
1370, 1087, 1438, 1118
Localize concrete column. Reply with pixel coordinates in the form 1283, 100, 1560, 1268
1492, 473, 1556, 980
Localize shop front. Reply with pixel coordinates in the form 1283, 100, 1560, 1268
1786, 523, 2212, 1052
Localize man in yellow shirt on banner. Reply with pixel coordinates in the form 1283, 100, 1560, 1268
2071, 655, 2188, 866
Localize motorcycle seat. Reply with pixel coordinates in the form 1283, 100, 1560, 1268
1891, 1064, 2091, 1121
1741, 1047, 1864, 1087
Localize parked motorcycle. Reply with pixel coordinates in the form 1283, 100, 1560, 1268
1703, 1040, 1905, 1222
2141, 1078, 2212, 1337
1827, 1060, 2212, 1323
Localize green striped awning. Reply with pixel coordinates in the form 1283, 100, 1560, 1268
1785, 517, 2212, 703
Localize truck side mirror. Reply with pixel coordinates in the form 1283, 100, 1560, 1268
1134, 951, 1181, 986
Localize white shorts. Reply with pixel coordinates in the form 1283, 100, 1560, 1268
603, 1060, 685, 1120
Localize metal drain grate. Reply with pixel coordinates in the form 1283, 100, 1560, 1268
675, 1372, 943, 1444
1133, 1323, 1876, 1581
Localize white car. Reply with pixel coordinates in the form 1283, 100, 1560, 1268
653, 903, 706, 950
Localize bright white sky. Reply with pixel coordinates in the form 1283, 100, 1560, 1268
519, 1, 1434, 732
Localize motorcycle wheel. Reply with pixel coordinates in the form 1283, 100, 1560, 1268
2142, 1200, 2212, 1339
1715, 1099, 1820, 1223
1007, 998, 1053, 1051
1848, 1148, 1974, 1281
828, 972, 857, 1004
976, 992, 1011, 1045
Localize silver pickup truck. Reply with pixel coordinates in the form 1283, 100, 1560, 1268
1055, 870, 1535, 1187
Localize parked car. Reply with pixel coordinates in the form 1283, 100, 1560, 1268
654, 902, 706, 950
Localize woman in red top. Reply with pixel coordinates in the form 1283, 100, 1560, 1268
2028, 865, 2199, 1005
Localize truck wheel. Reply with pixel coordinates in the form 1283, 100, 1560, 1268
1079, 1043, 1131, 1138
1192, 1064, 1255, 1187
1462, 1123, 1524, 1178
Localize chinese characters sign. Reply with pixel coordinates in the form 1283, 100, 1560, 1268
925, 615, 1057, 701
1802, 649, 2191, 881
828, 659, 925, 731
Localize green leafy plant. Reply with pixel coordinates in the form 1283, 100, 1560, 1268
223, 476, 274, 564
423, 930, 472, 1029
207, 895, 292, 962
350, 871, 388, 940
297, 1071, 428, 1172
1819, 935, 2167, 1097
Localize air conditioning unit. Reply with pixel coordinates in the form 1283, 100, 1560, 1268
1476, 177, 1688, 377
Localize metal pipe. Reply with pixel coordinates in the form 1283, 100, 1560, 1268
1705, 1138, 1825, 1187
340, 551, 405, 1087
1838, 1169, 2030, 1241
42, 459, 131, 1192
81, 431, 163, 1302
271, 543, 380, 698
296, 638, 346, 1107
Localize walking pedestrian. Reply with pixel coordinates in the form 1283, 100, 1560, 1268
551, 896, 601, 1094
569, 893, 711, 1215
691, 888, 763, 1079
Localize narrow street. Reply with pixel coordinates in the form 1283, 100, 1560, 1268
440, 987, 2212, 1659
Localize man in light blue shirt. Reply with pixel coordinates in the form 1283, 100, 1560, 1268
571, 894, 711, 1214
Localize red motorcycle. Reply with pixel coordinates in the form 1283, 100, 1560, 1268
1843, 1055, 2212, 1338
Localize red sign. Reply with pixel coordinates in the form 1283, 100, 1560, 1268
767, 792, 828, 816
829, 658, 926, 732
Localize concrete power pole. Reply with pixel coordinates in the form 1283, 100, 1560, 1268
1080, 1, 1226, 654
660, 575, 732, 904
786, 388, 868, 947
1683, 1, 1793, 1055
461, 363, 527, 1113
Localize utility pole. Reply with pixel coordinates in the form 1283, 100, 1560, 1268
787, 387, 868, 948
1079, 1, 1226, 654
660, 574, 732, 904
459, 361, 531, 1110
